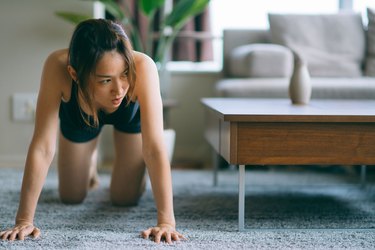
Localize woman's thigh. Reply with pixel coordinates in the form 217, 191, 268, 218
58, 132, 99, 204
110, 129, 146, 206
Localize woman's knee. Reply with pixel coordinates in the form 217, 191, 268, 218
110, 177, 146, 206
110, 190, 144, 207
59, 189, 87, 204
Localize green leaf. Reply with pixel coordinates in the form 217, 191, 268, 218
55, 11, 91, 25
98, 0, 125, 19
140, 0, 165, 16
165, 0, 210, 29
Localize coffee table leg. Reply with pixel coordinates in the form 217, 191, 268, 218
239, 164, 245, 231
212, 151, 219, 186
361, 165, 367, 188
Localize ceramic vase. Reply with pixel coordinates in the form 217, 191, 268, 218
289, 51, 312, 105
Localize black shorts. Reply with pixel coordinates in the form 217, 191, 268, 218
60, 105, 141, 143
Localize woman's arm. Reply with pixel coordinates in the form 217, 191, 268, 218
0, 50, 68, 241
134, 52, 183, 243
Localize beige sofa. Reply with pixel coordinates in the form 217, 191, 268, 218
216, 11, 375, 99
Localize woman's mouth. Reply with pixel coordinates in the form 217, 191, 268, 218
112, 96, 123, 105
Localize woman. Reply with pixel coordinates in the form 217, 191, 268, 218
0, 19, 183, 244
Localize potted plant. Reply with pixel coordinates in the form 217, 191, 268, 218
56, 0, 210, 97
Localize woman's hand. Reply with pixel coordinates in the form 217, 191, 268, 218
141, 223, 185, 244
0, 223, 40, 241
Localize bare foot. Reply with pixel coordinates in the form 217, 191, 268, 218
89, 171, 100, 190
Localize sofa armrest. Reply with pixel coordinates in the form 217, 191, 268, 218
223, 29, 271, 76
228, 43, 293, 77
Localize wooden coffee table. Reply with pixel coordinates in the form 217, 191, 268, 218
201, 98, 375, 231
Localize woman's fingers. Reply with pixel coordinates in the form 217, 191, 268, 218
0, 225, 40, 241
9, 230, 19, 241
165, 232, 172, 244
31, 227, 41, 239
141, 226, 186, 244
0, 230, 11, 240
141, 228, 152, 239
18, 230, 25, 241
154, 230, 163, 243
171, 232, 181, 242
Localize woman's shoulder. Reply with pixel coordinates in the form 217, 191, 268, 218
46, 48, 69, 66
131, 51, 160, 101
133, 51, 157, 70
42, 49, 71, 101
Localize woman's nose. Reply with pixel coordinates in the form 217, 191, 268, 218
111, 79, 123, 95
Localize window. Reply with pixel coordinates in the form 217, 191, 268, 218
210, 0, 338, 31
170, 0, 351, 72
353, 0, 375, 24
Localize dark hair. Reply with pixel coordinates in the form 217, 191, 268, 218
68, 18, 136, 127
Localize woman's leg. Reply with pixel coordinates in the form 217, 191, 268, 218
110, 129, 146, 206
57, 132, 99, 204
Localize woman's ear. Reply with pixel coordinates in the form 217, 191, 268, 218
67, 65, 78, 82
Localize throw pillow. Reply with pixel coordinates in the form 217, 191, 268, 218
228, 43, 293, 77
268, 13, 366, 77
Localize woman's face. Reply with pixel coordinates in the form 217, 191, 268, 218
90, 50, 130, 113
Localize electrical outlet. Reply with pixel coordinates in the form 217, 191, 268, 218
12, 93, 38, 122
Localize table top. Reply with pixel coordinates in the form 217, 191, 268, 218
201, 98, 375, 122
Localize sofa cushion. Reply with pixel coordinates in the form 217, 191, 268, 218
365, 8, 375, 76
216, 77, 375, 99
228, 43, 293, 77
365, 57, 375, 76
268, 13, 366, 77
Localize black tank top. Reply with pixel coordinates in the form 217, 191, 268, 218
59, 82, 141, 142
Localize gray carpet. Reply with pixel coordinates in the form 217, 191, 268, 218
0, 167, 374, 249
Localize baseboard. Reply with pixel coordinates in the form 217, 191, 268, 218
0, 155, 26, 168
0, 154, 57, 168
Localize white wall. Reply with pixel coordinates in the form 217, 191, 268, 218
169, 72, 221, 167
0, 0, 103, 166
0, 0, 220, 169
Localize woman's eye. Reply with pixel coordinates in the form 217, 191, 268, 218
100, 79, 111, 84
120, 74, 128, 81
